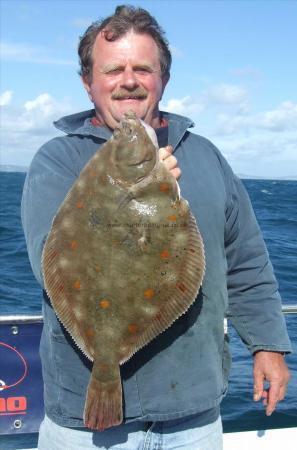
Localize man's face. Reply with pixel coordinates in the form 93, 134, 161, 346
82, 30, 169, 129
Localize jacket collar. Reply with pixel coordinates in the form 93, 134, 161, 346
54, 109, 194, 151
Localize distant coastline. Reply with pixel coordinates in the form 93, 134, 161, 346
0, 164, 28, 173
237, 173, 297, 181
0, 165, 296, 181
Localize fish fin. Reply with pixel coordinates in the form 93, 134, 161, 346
120, 212, 205, 363
84, 364, 123, 431
42, 234, 94, 361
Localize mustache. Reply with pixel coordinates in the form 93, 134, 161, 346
112, 87, 148, 100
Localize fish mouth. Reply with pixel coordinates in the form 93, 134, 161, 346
127, 158, 152, 167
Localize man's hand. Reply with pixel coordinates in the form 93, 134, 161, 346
253, 351, 291, 416
159, 145, 181, 180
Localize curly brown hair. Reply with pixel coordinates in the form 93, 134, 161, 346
78, 5, 172, 82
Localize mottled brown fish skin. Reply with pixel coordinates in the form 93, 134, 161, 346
42, 111, 205, 431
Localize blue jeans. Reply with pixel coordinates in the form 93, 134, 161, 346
38, 414, 223, 449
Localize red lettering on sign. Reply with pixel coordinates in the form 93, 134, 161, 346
0, 398, 5, 413
7, 397, 27, 412
0, 396, 27, 415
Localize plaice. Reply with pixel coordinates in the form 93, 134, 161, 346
42, 111, 205, 431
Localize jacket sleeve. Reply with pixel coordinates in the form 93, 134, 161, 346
224, 172, 292, 354
21, 138, 78, 287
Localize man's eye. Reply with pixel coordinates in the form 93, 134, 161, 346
106, 68, 123, 75
135, 68, 151, 75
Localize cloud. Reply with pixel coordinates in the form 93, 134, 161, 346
161, 96, 204, 115
24, 93, 62, 117
205, 83, 248, 106
216, 101, 297, 134
258, 101, 297, 131
0, 90, 13, 106
159, 84, 297, 178
0, 41, 76, 66
213, 131, 297, 178
161, 83, 249, 119
1, 92, 74, 166
206, 99, 297, 178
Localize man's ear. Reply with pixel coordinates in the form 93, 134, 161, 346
81, 75, 93, 102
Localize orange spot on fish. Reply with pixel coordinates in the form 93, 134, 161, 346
189, 248, 196, 253
70, 240, 78, 250
177, 282, 187, 293
128, 324, 138, 334
86, 328, 94, 337
144, 288, 155, 299
160, 250, 170, 259
159, 183, 169, 192
99, 299, 110, 309
95, 264, 101, 272
76, 201, 84, 209
167, 214, 177, 221
89, 168, 97, 178
73, 280, 81, 290
57, 284, 64, 293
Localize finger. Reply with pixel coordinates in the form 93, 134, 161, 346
266, 382, 280, 416
158, 147, 181, 179
261, 390, 268, 406
164, 145, 174, 155
170, 167, 181, 180
278, 384, 287, 401
165, 145, 174, 154
159, 145, 173, 161
279, 368, 291, 401
253, 371, 264, 401
163, 155, 178, 171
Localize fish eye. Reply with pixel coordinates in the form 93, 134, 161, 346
123, 123, 133, 135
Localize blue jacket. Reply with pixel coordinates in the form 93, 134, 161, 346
21, 110, 291, 427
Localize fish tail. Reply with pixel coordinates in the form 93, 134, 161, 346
83, 364, 123, 431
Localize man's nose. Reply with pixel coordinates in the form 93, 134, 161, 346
120, 67, 139, 90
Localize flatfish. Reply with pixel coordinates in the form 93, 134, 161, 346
42, 111, 205, 431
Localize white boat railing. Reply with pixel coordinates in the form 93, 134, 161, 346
0, 304, 296, 324
0, 315, 43, 324
281, 304, 297, 314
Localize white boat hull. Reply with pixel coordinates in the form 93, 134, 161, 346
224, 427, 297, 449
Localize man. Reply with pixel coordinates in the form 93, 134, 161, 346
21, 5, 291, 450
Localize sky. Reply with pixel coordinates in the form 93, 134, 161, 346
1, 0, 297, 177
